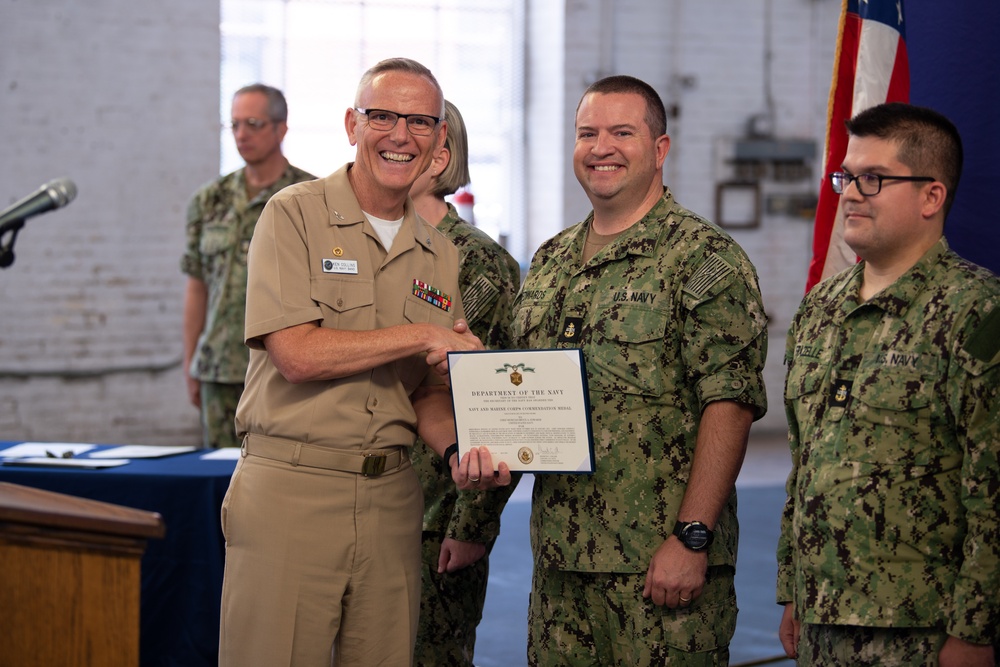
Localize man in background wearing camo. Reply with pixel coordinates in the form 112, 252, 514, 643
777, 103, 999, 666
511, 74, 768, 666
182, 83, 315, 448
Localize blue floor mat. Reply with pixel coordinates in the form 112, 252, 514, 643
475, 484, 790, 666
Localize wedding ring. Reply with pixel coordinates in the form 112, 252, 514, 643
679, 596, 691, 603
469, 477, 481, 483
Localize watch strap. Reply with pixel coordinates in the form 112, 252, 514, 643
442, 443, 459, 474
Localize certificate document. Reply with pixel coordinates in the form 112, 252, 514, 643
447, 349, 594, 473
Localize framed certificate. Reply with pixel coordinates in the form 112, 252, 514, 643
447, 349, 594, 473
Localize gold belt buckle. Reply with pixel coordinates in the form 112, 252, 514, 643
362, 453, 387, 476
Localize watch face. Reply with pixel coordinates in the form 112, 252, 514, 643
680, 522, 711, 550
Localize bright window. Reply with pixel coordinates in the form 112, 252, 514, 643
220, 0, 525, 252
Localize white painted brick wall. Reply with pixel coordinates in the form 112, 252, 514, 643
0, 0, 841, 444
0, 0, 219, 445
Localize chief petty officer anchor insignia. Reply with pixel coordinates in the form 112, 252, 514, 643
829, 380, 853, 408
558, 317, 583, 344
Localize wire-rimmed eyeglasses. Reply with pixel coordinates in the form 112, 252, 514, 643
829, 171, 935, 196
355, 108, 441, 136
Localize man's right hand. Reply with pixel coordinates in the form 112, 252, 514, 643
425, 319, 484, 377
186, 375, 201, 408
779, 602, 800, 658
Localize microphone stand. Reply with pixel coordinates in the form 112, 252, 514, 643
0, 217, 26, 269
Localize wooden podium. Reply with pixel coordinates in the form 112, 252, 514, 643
0, 481, 165, 667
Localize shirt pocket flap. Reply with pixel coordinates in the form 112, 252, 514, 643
784, 362, 825, 400
310, 276, 374, 314
513, 303, 548, 340
403, 294, 454, 328
593, 304, 664, 344
854, 370, 932, 412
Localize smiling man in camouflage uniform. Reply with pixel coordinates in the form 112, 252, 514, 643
182, 84, 315, 448
777, 103, 1000, 666
512, 75, 767, 666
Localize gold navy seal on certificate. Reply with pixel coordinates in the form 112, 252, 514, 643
447, 349, 595, 473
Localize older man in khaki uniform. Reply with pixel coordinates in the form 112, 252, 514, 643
218, 58, 511, 667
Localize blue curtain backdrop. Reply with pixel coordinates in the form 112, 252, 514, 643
907, 2, 1000, 274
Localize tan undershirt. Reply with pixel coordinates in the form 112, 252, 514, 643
583, 222, 624, 263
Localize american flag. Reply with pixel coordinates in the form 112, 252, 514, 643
806, 0, 910, 292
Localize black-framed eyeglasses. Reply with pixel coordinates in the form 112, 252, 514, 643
355, 108, 441, 136
226, 118, 273, 133
829, 171, 935, 196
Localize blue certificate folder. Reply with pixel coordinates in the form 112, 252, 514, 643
447, 348, 594, 473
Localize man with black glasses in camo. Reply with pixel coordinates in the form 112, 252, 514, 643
777, 102, 999, 666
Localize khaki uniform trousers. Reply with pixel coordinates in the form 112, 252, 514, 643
219, 441, 423, 666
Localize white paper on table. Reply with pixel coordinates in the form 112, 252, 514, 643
0, 457, 130, 469
89, 445, 199, 459
200, 448, 242, 460
0, 442, 97, 458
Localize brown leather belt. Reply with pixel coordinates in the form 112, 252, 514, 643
243, 433, 406, 477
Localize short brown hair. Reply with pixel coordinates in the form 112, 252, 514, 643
845, 102, 963, 217
577, 75, 667, 137
234, 83, 288, 123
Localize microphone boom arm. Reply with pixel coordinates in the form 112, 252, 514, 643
0, 217, 26, 269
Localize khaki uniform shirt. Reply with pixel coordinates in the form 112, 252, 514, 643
235, 164, 465, 450
511, 189, 768, 572
777, 238, 1000, 645
181, 164, 316, 383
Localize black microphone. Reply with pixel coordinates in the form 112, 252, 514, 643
0, 177, 78, 228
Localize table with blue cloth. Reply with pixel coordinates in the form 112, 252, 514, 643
0, 442, 237, 667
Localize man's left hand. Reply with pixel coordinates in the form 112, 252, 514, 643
437, 537, 487, 573
451, 446, 512, 490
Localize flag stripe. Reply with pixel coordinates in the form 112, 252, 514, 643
853, 21, 901, 108
806, 0, 910, 292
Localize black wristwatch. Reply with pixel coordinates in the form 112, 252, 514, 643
673, 520, 714, 552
